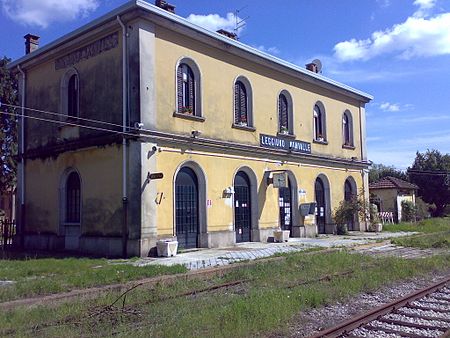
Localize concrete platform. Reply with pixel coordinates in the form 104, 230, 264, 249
132, 231, 417, 270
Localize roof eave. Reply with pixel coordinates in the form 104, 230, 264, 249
8, 0, 373, 102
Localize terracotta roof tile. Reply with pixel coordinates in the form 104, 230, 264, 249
369, 176, 418, 190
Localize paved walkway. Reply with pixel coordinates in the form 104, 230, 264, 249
133, 231, 417, 270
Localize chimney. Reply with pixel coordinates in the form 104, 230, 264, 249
155, 0, 175, 13
24, 34, 40, 54
217, 29, 237, 40
305, 62, 318, 73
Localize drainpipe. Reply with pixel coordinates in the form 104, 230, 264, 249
17, 65, 26, 248
117, 15, 128, 258
359, 103, 369, 231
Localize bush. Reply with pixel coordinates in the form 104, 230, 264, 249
415, 197, 431, 221
401, 200, 416, 222
333, 200, 359, 235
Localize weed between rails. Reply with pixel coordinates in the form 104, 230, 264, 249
1, 251, 449, 338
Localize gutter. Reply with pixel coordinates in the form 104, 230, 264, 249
117, 15, 128, 258
8, 1, 372, 103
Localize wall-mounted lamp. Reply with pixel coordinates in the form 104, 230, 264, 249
191, 130, 202, 138
222, 186, 235, 198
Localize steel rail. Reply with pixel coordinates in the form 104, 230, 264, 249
309, 275, 450, 338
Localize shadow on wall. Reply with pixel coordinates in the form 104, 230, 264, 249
83, 198, 122, 235
257, 171, 270, 220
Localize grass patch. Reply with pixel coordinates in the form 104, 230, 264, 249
1, 251, 448, 337
383, 217, 450, 233
0, 257, 186, 302
391, 231, 450, 249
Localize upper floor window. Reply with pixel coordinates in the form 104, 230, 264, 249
66, 171, 81, 223
176, 58, 202, 117
233, 76, 253, 128
68, 74, 79, 117
278, 90, 293, 135
60, 68, 80, 118
313, 102, 326, 142
342, 110, 354, 147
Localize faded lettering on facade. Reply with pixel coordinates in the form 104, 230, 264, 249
55, 33, 119, 70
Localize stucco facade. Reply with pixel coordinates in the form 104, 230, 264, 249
10, 1, 372, 257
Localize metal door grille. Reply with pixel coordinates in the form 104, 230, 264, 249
279, 186, 292, 234
175, 169, 199, 249
234, 185, 251, 243
315, 179, 326, 234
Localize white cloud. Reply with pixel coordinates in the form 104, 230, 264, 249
413, 0, 436, 17
186, 12, 243, 34
380, 102, 400, 112
1, 0, 98, 28
333, 1, 450, 61
254, 45, 280, 55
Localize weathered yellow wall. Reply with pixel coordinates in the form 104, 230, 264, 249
154, 150, 363, 236
24, 29, 123, 150
25, 145, 123, 235
154, 26, 362, 161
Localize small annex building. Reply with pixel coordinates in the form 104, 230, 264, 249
9, 0, 372, 257
369, 176, 418, 223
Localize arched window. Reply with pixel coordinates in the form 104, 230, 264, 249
233, 76, 253, 128
177, 63, 195, 115
313, 103, 326, 141
342, 110, 354, 147
67, 74, 79, 117
60, 68, 80, 118
279, 93, 288, 133
66, 172, 81, 223
234, 81, 247, 125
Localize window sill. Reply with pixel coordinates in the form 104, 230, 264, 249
277, 132, 296, 139
173, 112, 205, 122
313, 139, 328, 145
342, 144, 355, 150
232, 123, 256, 132
63, 222, 81, 227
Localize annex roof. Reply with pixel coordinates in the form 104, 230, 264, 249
8, 0, 373, 102
369, 176, 418, 190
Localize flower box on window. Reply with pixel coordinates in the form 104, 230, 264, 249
180, 106, 193, 115
280, 127, 289, 135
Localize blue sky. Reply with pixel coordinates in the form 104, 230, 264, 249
1, 0, 449, 170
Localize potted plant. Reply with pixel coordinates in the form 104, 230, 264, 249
280, 126, 289, 134
316, 134, 324, 142
181, 106, 193, 115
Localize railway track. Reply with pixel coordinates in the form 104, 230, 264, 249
310, 276, 450, 338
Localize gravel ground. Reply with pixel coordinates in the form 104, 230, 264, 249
267, 269, 450, 338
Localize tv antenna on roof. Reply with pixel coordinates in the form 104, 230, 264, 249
234, 5, 249, 39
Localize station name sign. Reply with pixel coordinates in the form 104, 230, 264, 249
260, 134, 311, 154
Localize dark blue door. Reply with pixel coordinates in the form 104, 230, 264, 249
234, 171, 251, 243
315, 178, 326, 234
279, 180, 292, 235
175, 167, 199, 249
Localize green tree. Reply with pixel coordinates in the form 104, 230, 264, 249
0, 56, 18, 194
369, 163, 408, 183
409, 149, 450, 217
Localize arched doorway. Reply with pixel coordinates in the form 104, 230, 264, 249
234, 171, 252, 243
344, 178, 358, 231
315, 178, 326, 234
279, 179, 292, 235
175, 167, 199, 249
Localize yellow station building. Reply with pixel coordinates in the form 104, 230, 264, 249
9, 0, 373, 257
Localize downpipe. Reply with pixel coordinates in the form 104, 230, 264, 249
117, 15, 128, 258
17, 65, 26, 248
